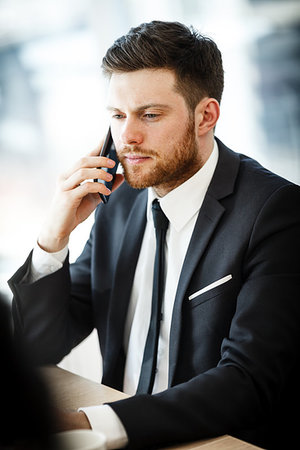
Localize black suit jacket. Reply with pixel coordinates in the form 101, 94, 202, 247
9, 139, 300, 449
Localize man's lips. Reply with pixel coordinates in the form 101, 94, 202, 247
123, 154, 152, 165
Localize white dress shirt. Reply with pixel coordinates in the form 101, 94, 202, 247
30, 141, 219, 448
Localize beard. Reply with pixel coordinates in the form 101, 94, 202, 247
117, 119, 202, 193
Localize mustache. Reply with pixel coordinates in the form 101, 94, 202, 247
118, 145, 158, 157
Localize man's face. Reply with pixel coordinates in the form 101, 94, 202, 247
107, 68, 203, 196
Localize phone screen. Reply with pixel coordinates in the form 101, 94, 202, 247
94, 128, 119, 204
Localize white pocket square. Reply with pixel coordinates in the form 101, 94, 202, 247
188, 274, 233, 301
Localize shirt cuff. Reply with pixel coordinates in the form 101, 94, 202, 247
78, 405, 128, 449
29, 243, 69, 283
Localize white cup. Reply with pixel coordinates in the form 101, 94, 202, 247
52, 429, 107, 450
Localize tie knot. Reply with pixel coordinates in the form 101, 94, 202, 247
152, 199, 169, 231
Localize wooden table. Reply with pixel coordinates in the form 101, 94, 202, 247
41, 366, 262, 450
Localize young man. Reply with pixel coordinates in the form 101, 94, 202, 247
9, 21, 300, 449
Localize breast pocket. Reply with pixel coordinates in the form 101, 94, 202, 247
188, 274, 233, 308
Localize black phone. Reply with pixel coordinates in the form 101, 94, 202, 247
94, 128, 119, 204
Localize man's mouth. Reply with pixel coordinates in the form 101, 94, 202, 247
123, 154, 152, 165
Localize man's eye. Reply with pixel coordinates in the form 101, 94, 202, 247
112, 114, 125, 119
144, 113, 159, 119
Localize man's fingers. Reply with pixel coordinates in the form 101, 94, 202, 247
62, 168, 113, 191
71, 180, 112, 200
71, 173, 124, 204
62, 156, 115, 180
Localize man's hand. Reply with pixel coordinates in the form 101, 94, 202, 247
54, 409, 91, 432
38, 145, 124, 253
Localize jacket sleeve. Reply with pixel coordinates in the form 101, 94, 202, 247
8, 232, 95, 365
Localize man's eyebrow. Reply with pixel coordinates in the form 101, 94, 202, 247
106, 103, 172, 112
136, 103, 172, 112
106, 106, 120, 112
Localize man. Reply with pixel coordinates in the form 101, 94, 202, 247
9, 21, 300, 449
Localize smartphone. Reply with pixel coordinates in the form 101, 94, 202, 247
94, 128, 119, 204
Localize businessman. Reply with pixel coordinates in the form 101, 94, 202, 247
9, 21, 300, 449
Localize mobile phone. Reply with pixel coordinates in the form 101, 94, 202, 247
94, 128, 119, 204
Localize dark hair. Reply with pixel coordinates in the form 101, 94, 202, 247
102, 20, 224, 111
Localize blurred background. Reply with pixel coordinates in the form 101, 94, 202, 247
1, 0, 299, 381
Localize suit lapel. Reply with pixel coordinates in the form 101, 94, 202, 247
104, 190, 147, 388
168, 140, 241, 385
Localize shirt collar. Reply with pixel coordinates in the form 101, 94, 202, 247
147, 139, 219, 232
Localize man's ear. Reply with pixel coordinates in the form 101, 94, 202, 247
195, 97, 220, 136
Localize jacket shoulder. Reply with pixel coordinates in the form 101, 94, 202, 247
214, 138, 299, 201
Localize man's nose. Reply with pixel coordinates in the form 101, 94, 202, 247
120, 118, 143, 146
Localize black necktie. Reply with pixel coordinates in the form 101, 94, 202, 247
136, 199, 169, 394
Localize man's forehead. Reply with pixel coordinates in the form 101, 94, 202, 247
107, 68, 183, 108
109, 67, 176, 84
